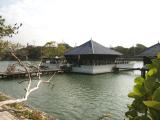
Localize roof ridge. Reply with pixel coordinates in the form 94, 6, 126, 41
143, 43, 160, 52
64, 39, 122, 55
90, 40, 94, 54
138, 42, 160, 56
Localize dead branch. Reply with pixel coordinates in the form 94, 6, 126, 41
0, 49, 56, 107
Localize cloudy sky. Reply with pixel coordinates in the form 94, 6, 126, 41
0, 0, 160, 47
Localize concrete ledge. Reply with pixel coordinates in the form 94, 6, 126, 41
0, 111, 18, 120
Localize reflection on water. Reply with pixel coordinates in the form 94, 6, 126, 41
0, 61, 143, 120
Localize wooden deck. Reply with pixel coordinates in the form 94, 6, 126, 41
0, 69, 63, 79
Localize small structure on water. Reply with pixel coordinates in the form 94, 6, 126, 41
137, 42, 160, 77
40, 56, 65, 70
64, 39, 130, 74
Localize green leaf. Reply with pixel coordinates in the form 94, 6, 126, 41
143, 101, 160, 110
157, 52, 160, 59
128, 92, 143, 98
152, 59, 160, 67
133, 84, 145, 95
144, 79, 156, 94
134, 77, 144, 85
157, 69, 160, 81
131, 98, 147, 113
147, 64, 154, 70
125, 109, 137, 118
147, 68, 157, 77
153, 87, 160, 101
134, 116, 151, 120
127, 104, 133, 110
149, 108, 160, 120
126, 56, 160, 120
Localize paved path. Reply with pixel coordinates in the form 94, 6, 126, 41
0, 111, 18, 120
0, 107, 18, 120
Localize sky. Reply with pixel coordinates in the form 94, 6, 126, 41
0, 0, 160, 47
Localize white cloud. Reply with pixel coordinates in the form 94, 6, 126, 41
1, 0, 160, 47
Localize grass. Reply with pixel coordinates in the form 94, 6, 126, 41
0, 93, 9, 101
0, 92, 55, 120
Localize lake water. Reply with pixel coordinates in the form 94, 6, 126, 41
0, 61, 143, 120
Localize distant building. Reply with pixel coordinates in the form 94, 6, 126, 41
139, 42, 160, 64
64, 40, 122, 74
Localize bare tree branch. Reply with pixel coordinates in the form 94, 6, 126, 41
0, 49, 56, 107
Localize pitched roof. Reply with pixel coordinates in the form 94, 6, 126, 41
138, 43, 160, 57
64, 40, 122, 55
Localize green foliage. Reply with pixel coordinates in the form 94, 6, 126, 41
42, 41, 72, 58
113, 44, 146, 56
15, 110, 44, 120
0, 40, 22, 53
0, 15, 22, 40
0, 93, 8, 101
0, 15, 22, 57
126, 57, 160, 120
0, 41, 72, 60
143, 101, 160, 110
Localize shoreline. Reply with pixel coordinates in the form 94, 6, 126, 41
0, 92, 57, 120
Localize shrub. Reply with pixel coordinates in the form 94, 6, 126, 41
126, 56, 160, 120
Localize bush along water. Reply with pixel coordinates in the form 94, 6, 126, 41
125, 55, 160, 120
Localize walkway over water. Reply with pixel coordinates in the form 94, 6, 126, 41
0, 69, 63, 79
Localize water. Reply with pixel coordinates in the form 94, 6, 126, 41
0, 61, 143, 120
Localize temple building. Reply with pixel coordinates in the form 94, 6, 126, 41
64, 40, 123, 74
139, 42, 160, 65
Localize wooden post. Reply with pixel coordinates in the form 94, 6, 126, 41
141, 67, 146, 78
113, 67, 119, 73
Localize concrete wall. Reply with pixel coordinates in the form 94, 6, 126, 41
92, 65, 115, 74
72, 65, 115, 74
116, 63, 133, 68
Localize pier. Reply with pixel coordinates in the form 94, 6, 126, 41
113, 67, 142, 71
0, 69, 63, 79
113, 67, 148, 78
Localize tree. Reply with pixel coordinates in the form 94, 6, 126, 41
135, 44, 146, 55
113, 44, 147, 56
0, 16, 22, 39
27, 46, 41, 60
44, 41, 56, 47
0, 16, 22, 55
57, 44, 67, 56
0, 40, 9, 54
42, 41, 57, 58
16, 47, 29, 60
0, 16, 55, 109
113, 46, 129, 55
60, 43, 72, 50
0, 49, 55, 107
42, 41, 72, 58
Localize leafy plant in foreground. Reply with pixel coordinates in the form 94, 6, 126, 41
126, 55, 160, 120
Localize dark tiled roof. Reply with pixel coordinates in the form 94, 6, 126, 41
64, 40, 122, 55
138, 43, 160, 57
